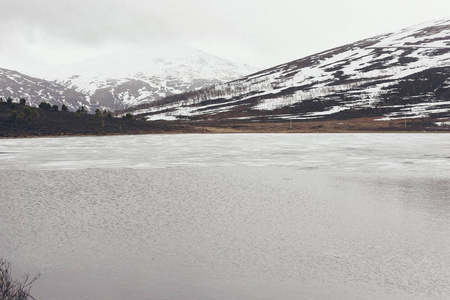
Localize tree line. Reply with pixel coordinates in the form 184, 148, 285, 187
1, 96, 135, 122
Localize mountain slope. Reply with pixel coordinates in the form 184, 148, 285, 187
41, 44, 258, 112
128, 19, 450, 122
0, 68, 88, 110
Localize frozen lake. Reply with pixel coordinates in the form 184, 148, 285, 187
1, 134, 450, 299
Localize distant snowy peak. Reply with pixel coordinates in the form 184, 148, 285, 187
45, 44, 255, 81
38, 43, 257, 111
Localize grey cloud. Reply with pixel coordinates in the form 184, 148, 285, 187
1, 0, 449, 72
1, 0, 180, 45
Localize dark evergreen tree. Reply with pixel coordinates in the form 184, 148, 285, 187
76, 106, 87, 114
8, 111, 18, 122
22, 107, 40, 121
38, 101, 52, 110
122, 113, 135, 120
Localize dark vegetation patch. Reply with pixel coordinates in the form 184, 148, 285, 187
397, 56, 419, 65
380, 67, 450, 105
356, 61, 391, 73
0, 100, 190, 137
423, 48, 450, 56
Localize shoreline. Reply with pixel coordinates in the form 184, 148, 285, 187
1, 117, 449, 138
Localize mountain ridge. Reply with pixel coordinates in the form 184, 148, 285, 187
0, 67, 89, 111
126, 19, 450, 123
41, 44, 258, 111
0, 45, 258, 112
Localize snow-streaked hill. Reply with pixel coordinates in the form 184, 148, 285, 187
0, 68, 88, 110
39, 44, 258, 111
128, 19, 450, 122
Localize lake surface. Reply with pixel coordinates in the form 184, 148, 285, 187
1, 134, 450, 299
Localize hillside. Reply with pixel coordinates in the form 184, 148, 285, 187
0, 68, 89, 111
126, 19, 450, 123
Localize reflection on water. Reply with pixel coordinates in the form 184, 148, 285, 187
1, 134, 450, 300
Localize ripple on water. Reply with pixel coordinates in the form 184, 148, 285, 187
1, 134, 450, 299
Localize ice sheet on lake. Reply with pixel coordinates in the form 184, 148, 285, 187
1, 133, 450, 173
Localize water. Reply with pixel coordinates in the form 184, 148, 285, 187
1, 134, 450, 299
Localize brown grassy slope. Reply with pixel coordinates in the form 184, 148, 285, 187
185, 116, 446, 133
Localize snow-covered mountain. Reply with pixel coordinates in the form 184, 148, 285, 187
39, 44, 258, 112
0, 68, 88, 111
129, 19, 450, 122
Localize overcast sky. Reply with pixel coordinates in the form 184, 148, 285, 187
1, 0, 449, 75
